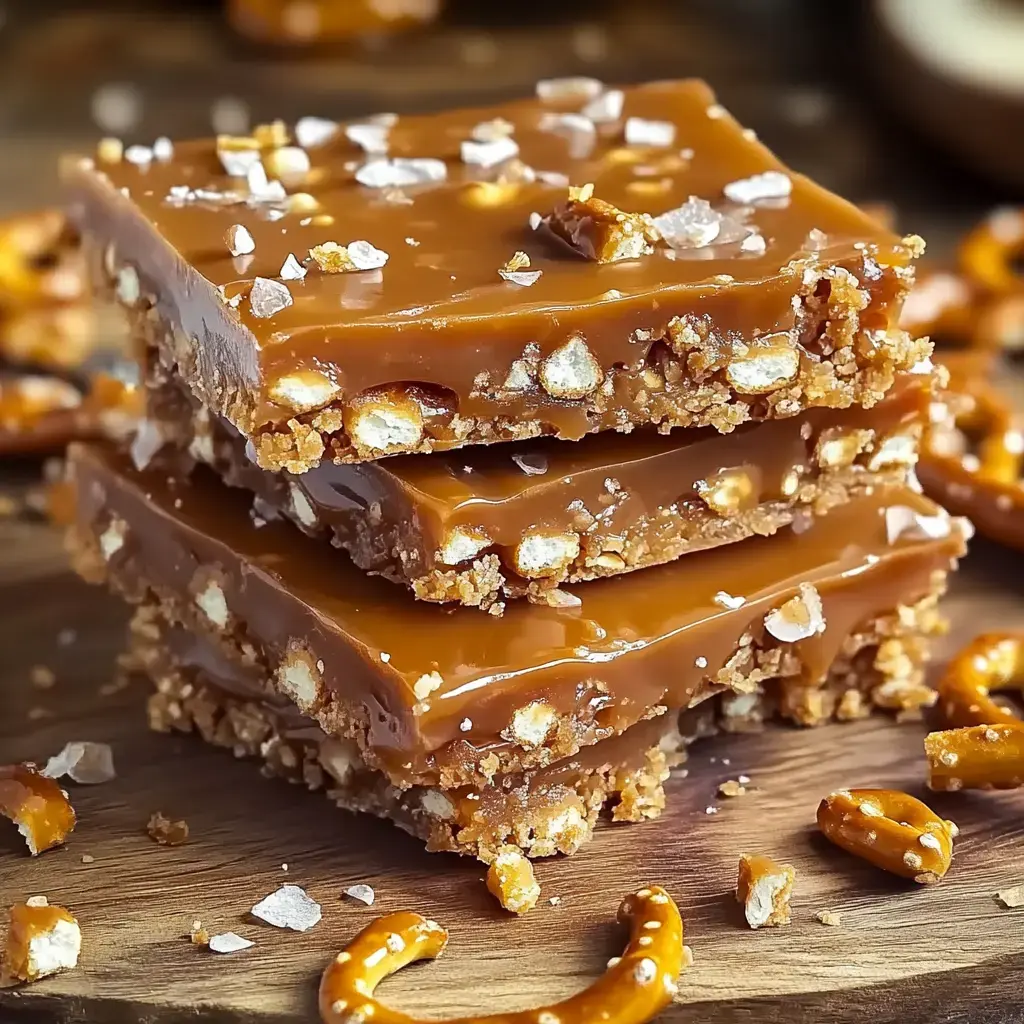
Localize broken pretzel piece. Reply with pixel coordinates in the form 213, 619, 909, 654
3, 898, 82, 983
816, 788, 956, 884
545, 186, 659, 263
736, 854, 795, 929
926, 721, 1024, 791
0, 764, 76, 855
936, 632, 1024, 728
319, 886, 686, 1024
486, 845, 541, 915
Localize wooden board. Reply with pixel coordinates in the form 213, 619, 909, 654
3, 518, 1024, 1024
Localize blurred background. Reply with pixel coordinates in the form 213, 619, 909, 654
0, 0, 1021, 251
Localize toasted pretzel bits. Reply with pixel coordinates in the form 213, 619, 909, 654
735, 854, 795, 929
936, 632, 1024, 727
926, 722, 1024, 791
0, 764, 77, 855
318, 886, 686, 1024
816, 788, 956, 884
3, 899, 82, 983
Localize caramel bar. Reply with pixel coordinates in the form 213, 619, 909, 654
151, 370, 933, 609
64, 80, 926, 472
69, 444, 966, 790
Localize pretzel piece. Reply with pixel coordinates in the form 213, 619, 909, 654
816, 788, 956, 884
936, 632, 1024, 727
3, 899, 82, 983
319, 886, 685, 1024
0, 209, 84, 307
926, 722, 1024, 791
0, 764, 77, 855
959, 207, 1024, 297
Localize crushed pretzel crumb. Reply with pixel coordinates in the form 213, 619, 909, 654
146, 811, 189, 846
736, 854, 795, 929
816, 910, 842, 926
30, 666, 56, 689
996, 884, 1024, 909
718, 779, 747, 798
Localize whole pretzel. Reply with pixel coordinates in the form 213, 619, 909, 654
926, 722, 1024, 791
319, 886, 685, 1024
816, 788, 956, 884
936, 633, 1024, 727
959, 207, 1024, 298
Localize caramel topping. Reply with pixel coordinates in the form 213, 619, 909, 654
70, 444, 965, 786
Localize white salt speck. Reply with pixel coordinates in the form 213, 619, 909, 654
499, 269, 542, 287
741, 233, 767, 255
705, 806, 718, 815
405, 237, 420, 246
344, 884, 375, 906
380, 652, 391, 663
461, 135, 519, 168
653, 197, 722, 248
460, 718, 473, 732
279, 254, 307, 280
209, 932, 254, 954
529, 212, 543, 231
582, 89, 624, 124
153, 137, 174, 162
250, 884, 321, 931
345, 123, 390, 155
713, 591, 745, 610
124, 145, 154, 167
695, 656, 708, 668
250, 277, 293, 318
347, 240, 389, 271
625, 117, 675, 147
723, 171, 792, 205
226, 224, 255, 256
355, 157, 447, 189
42, 741, 116, 784
296, 116, 339, 149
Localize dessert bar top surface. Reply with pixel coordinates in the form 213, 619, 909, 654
66, 80, 918, 454
72, 444, 965, 776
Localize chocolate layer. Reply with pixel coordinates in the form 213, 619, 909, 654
65, 80, 926, 469
153, 369, 933, 608
69, 444, 966, 789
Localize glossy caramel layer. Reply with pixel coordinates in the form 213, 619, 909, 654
173, 370, 932, 600
65, 80, 921, 465
70, 444, 965, 787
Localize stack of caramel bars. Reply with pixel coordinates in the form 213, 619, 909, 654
63, 79, 968, 863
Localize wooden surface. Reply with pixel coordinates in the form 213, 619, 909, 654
3, 2, 1023, 1021
4, 520, 1024, 1024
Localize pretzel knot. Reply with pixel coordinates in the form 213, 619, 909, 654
318, 886, 686, 1024
935, 632, 1024, 728
927, 721, 1024, 792
816, 788, 957, 884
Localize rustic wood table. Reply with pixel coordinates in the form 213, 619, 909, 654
1, 3, 1021, 1022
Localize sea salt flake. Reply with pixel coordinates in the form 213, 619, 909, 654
279, 253, 307, 280
653, 197, 722, 248
713, 591, 745, 610
499, 269, 542, 286
295, 116, 339, 149
344, 884, 375, 906
345, 123, 390, 155
218, 146, 262, 178
885, 505, 951, 545
625, 117, 675, 147
582, 89, 624, 124
347, 240, 389, 270
535, 77, 603, 102
741, 233, 767, 255
246, 162, 287, 203
539, 111, 596, 136
723, 171, 792, 205
124, 145, 154, 166
42, 741, 116, 784
461, 135, 519, 168
153, 137, 174, 162
226, 224, 255, 256
355, 157, 447, 188
250, 277, 293, 318
250, 884, 322, 931
209, 932, 254, 953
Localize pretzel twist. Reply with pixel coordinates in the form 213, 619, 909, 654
816, 788, 956, 884
319, 887, 685, 1024
936, 632, 1024, 727
926, 722, 1024, 791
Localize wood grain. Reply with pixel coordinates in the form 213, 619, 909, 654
3, 517, 1024, 1024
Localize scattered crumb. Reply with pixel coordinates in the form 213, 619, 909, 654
281, 863, 289, 872
816, 910, 842, 926
343, 884, 375, 906
27, 707, 52, 721
486, 845, 540, 915
718, 779, 747, 798
146, 812, 189, 846
681, 944, 695, 969
250, 885, 321, 932
548, 896, 561, 906
996, 884, 1024, 908
736, 854, 796, 929
30, 666, 56, 689
80, 855, 94, 864
705, 806, 718, 815
190, 919, 210, 945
